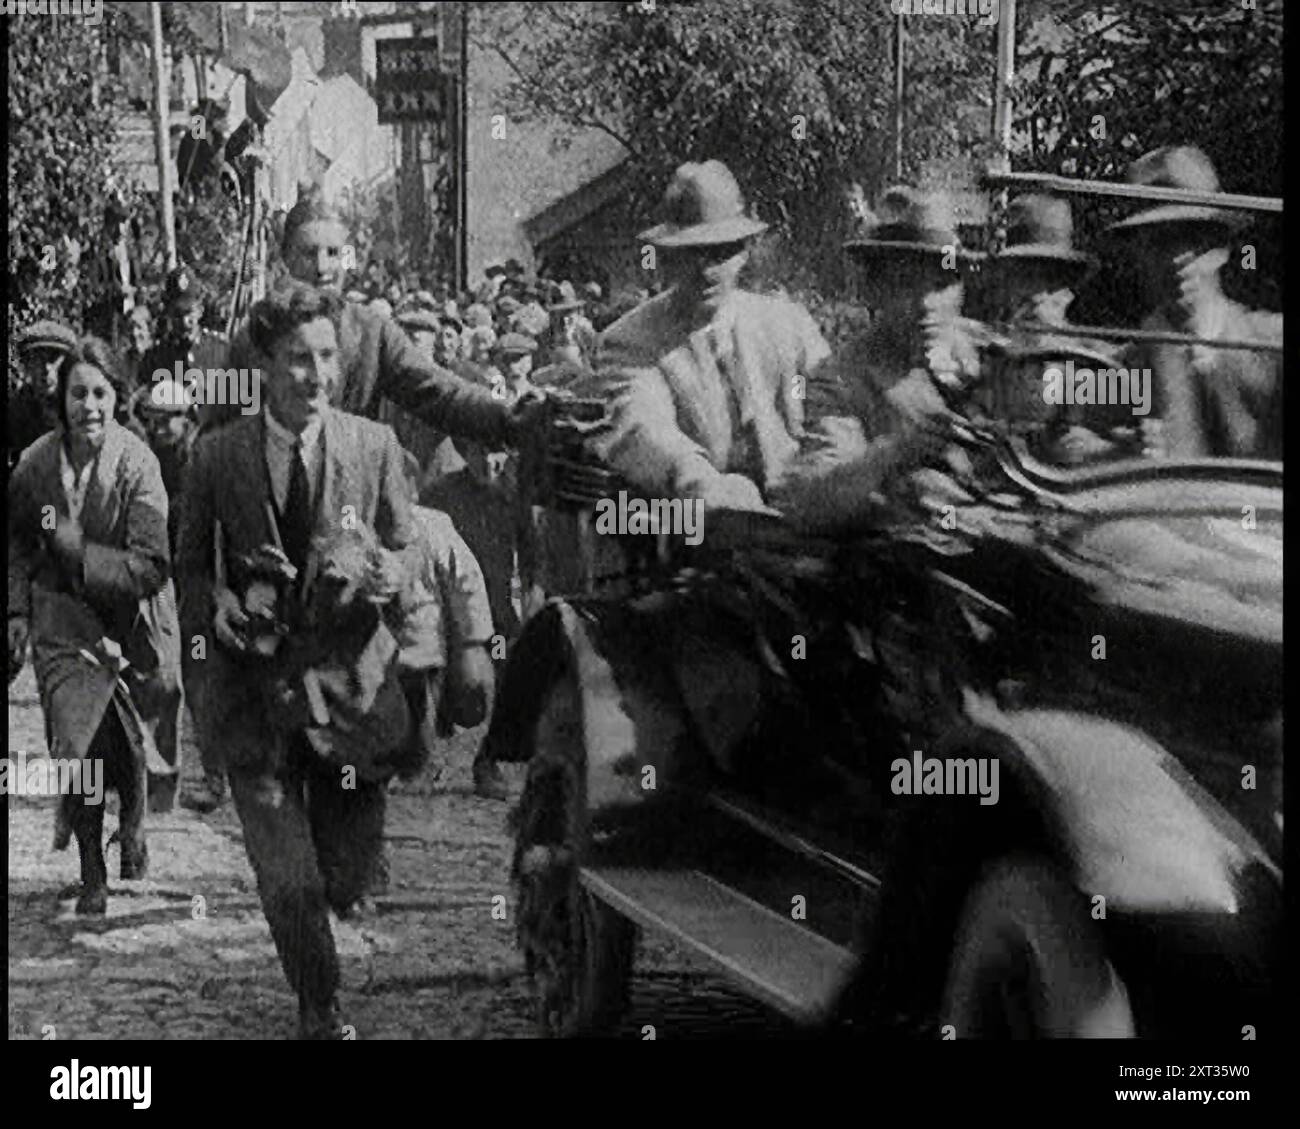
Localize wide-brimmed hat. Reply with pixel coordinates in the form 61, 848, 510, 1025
638, 160, 769, 248
16, 319, 78, 356
989, 194, 1095, 277
492, 332, 537, 357
1107, 146, 1246, 236
844, 186, 980, 261
495, 295, 521, 315
996, 337, 1120, 371
396, 308, 440, 334
438, 312, 464, 332
548, 281, 586, 312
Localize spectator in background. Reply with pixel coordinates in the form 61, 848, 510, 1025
393, 451, 496, 791
9, 320, 79, 470
545, 282, 597, 367
486, 334, 539, 404
121, 306, 155, 401
435, 314, 465, 367
465, 325, 498, 366
422, 434, 522, 801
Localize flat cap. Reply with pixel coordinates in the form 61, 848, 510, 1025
16, 319, 78, 355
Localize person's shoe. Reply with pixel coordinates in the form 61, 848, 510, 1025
298, 996, 343, 1041
180, 776, 227, 814
75, 885, 108, 916
119, 838, 149, 881
472, 755, 508, 801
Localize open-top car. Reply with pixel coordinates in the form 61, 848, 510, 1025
484, 364, 1282, 1039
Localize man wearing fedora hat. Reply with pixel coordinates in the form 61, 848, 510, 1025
768, 186, 985, 531
1107, 145, 1281, 460
591, 159, 842, 509
546, 282, 597, 367
979, 194, 1137, 465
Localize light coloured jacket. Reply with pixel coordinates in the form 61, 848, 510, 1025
8, 422, 180, 764
395, 505, 495, 670
592, 288, 860, 507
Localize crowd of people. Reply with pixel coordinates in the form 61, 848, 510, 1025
6, 142, 1282, 1039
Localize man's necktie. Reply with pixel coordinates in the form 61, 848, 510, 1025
281, 438, 313, 574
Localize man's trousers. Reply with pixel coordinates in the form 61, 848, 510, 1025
227, 737, 387, 1009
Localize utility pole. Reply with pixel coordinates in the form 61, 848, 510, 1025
991, 0, 1017, 254
150, 1, 177, 270
893, 10, 905, 182
993, 0, 1017, 169
457, 0, 469, 292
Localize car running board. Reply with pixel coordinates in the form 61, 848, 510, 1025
580, 865, 856, 1025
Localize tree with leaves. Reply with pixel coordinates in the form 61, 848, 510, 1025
476, 0, 999, 299
7, 12, 127, 340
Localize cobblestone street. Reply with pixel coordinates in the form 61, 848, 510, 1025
8, 668, 789, 1040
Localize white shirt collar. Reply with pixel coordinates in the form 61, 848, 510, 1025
265, 407, 323, 452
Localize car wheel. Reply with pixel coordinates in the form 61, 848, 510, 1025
940, 855, 1135, 1039
515, 674, 637, 1038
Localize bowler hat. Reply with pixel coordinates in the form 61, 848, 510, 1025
485, 264, 507, 279
16, 319, 78, 356
844, 186, 980, 261
989, 194, 1095, 276
1107, 146, 1246, 236
638, 160, 769, 248
504, 258, 526, 277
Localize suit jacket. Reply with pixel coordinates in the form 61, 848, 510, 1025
176, 406, 420, 777
215, 300, 512, 447
7, 423, 180, 763
1136, 298, 1283, 460
592, 289, 867, 507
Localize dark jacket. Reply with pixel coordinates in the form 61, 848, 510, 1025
176, 406, 421, 777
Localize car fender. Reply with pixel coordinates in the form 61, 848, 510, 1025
483, 599, 698, 812
957, 688, 1278, 916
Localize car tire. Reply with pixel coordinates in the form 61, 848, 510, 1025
515, 673, 637, 1038
940, 854, 1135, 1039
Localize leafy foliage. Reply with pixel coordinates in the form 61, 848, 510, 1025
477, 0, 998, 293
1015, 0, 1283, 311
7, 14, 126, 339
